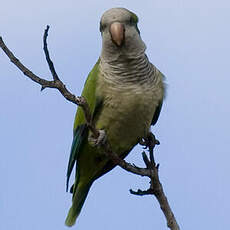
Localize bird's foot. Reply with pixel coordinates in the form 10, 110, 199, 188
88, 129, 107, 147
139, 132, 160, 149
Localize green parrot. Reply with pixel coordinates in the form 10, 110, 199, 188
65, 7, 165, 226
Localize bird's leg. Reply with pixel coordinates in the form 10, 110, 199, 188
139, 132, 160, 165
147, 132, 159, 165
88, 129, 107, 147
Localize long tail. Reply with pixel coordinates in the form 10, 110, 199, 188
65, 181, 92, 227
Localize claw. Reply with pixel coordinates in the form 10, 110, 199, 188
139, 132, 160, 149
155, 139, 160, 145
88, 130, 107, 147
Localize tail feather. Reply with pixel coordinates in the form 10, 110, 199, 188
65, 182, 92, 227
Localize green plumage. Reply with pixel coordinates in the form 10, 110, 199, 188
65, 8, 165, 227
65, 61, 101, 226
65, 181, 92, 226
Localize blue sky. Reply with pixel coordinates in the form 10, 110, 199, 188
1, 1, 230, 229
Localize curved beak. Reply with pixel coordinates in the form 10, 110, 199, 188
109, 22, 125, 47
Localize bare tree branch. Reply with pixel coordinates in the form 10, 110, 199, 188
0, 27, 180, 230
0, 32, 97, 136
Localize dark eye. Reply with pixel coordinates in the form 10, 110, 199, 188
129, 14, 138, 25
129, 17, 135, 25
100, 22, 106, 32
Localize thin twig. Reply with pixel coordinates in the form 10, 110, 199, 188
0, 28, 180, 230
43, 25, 60, 82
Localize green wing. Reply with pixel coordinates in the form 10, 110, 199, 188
73, 59, 101, 130
66, 124, 88, 192
151, 101, 163, 126
66, 59, 101, 192
151, 71, 165, 126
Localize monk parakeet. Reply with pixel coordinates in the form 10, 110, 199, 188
65, 7, 165, 226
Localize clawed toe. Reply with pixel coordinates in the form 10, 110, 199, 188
139, 132, 160, 149
88, 130, 107, 147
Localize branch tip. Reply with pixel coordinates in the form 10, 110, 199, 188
129, 188, 154, 196
43, 25, 60, 81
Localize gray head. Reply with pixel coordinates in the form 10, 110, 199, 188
100, 8, 146, 61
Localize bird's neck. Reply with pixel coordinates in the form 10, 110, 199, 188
101, 40, 146, 62
99, 53, 155, 86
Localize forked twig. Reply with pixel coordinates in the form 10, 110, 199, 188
0, 26, 180, 230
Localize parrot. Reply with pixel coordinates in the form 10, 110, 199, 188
65, 7, 165, 227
